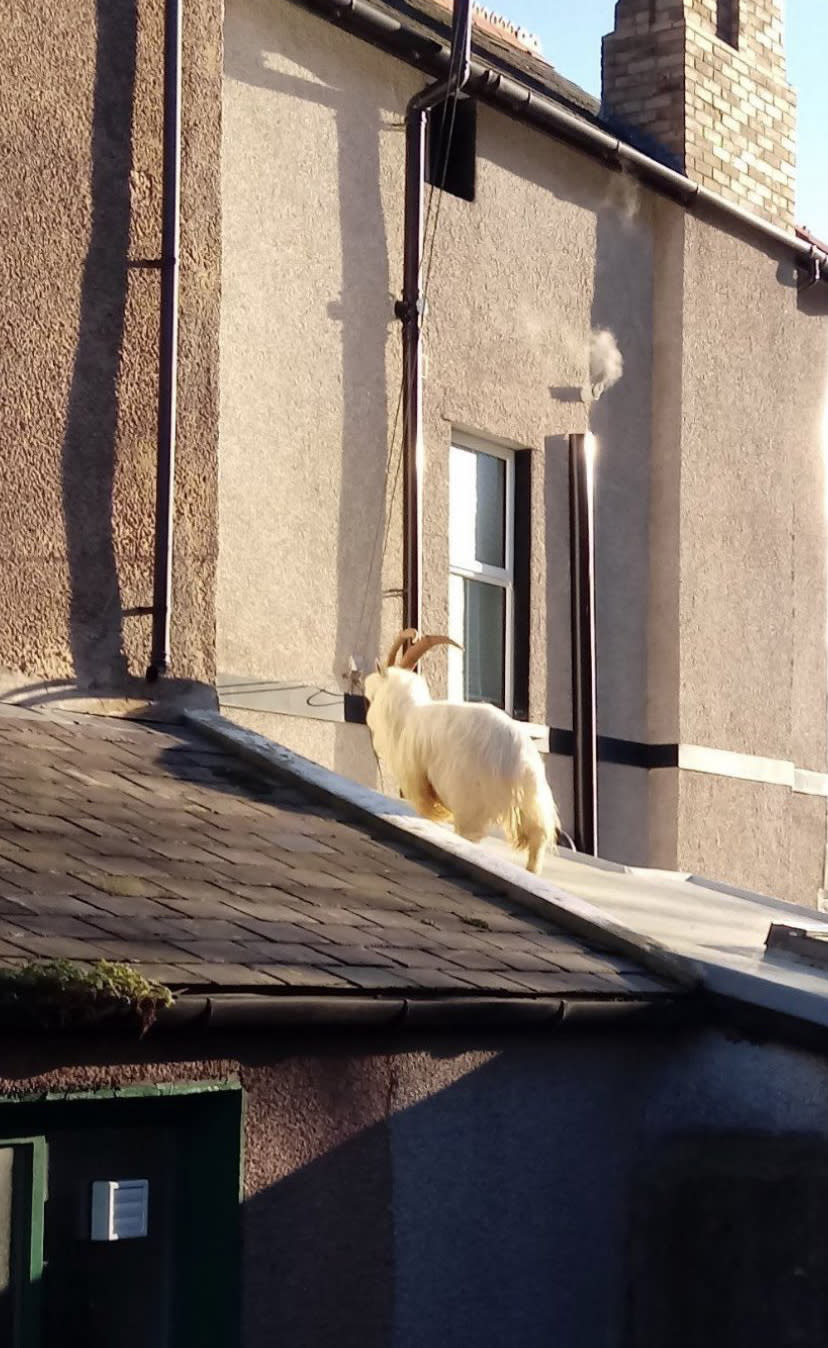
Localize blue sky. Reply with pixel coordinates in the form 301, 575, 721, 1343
494, 1, 828, 238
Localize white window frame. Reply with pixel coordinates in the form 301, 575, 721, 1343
448, 432, 515, 713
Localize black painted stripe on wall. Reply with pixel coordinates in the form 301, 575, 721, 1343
348, 695, 678, 769
547, 729, 678, 770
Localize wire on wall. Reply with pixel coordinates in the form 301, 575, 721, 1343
352, 37, 469, 668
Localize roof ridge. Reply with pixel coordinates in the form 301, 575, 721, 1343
426, 0, 543, 53
471, 3, 543, 55
373, 0, 600, 120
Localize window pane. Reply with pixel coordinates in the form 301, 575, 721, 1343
450, 446, 506, 569
473, 451, 506, 567
463, 579, 505, 707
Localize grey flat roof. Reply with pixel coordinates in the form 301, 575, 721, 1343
480, 837, 828, 1030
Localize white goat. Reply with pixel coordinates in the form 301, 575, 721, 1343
364, 630, 560, 874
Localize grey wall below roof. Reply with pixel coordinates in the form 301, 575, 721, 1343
2, 1023, 828, 1346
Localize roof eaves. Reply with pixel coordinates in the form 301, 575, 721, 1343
368, 0, 603, 123
155, 990, 694, 1033
797, 224, 828, 255
289, 0, 828, 282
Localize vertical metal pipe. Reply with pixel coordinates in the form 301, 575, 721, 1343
400, 110, 426, 635
569, 433, 598, 855
450, 0, 473, 76
147, 0, 183, 681
397, 0, 472, 635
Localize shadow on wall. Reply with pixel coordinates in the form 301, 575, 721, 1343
544, 434, 575, 836
797, 275, 828, 320
588, 196, 653, 866
241, 1061, 394, 1348
1, 1026, 827, 1347
234, 1030, 828, 1348
60, 0, 136, 689
42, 0, 220, 712
480, 129, 653, 861
223, 22, 394, 785
236, 1034, 663, 1348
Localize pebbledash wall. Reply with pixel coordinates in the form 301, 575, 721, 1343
0, 0, 222, 693
2, 1024, 828, 1346
218, 0, 655, 841
218, 0, 828, 902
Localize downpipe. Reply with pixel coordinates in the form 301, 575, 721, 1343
395, 0, 472, 634
569, 433, 598, 855
147, 0, 183, 682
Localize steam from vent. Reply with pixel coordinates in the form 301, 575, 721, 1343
603, 168, 641, 223
583, 329, 624, 404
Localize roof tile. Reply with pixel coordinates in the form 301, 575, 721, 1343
0, 710, 679, 1002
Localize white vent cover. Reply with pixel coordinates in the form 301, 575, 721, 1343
90, 1179, 149, 1241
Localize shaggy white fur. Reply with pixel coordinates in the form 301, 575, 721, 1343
364, 665, 560, 874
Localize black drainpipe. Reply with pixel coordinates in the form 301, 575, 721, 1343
147, 0, 183, 682
395, 0, 472, 634
569, 433, 598, 855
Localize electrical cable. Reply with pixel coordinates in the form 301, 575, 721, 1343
353, 34, 468, 665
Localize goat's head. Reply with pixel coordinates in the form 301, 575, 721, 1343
364, 629, 461, 729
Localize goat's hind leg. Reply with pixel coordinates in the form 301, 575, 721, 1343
525, 832, 547, 875
403, 772, 452, 824
452, 809, 486, 845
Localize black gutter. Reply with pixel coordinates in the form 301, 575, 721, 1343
147, 0, 183, 682
290, 0, 828, 283
396, 0, 472, 632
154, 992, 692, 1032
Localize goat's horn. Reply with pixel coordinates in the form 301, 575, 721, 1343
385, 628, 419, 668
399, 634, 462, 669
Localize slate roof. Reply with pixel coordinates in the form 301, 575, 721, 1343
372, 0, 602, 124
0, 706, 677, 1001
312, 0, 684, 172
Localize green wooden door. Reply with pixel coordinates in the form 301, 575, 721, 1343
0, 1138, 47, 1348
0, 1086, 241, 1348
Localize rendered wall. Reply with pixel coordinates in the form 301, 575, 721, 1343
218, 0, 655, 859
0, 0, 221, 694
1, 1023, 828, 1346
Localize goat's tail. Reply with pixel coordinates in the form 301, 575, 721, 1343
507, 753, 560, 875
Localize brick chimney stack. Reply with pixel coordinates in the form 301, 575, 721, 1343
602, 0, 796, 229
